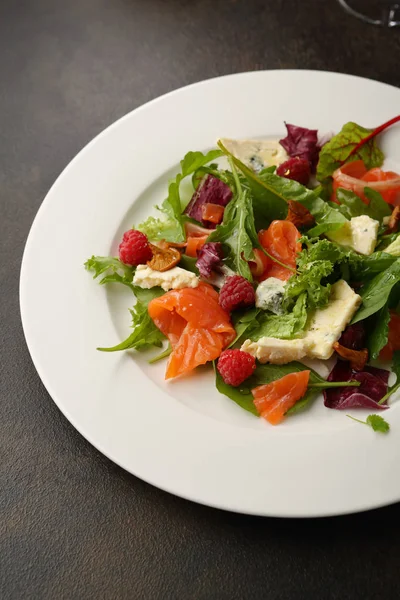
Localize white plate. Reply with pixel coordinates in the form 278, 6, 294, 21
20, 71, 400, 517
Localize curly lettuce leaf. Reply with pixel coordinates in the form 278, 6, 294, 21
85, 256, 134, 290
138, 149, 222, 242
316, 121, 384, 182
249, 293, 308, 341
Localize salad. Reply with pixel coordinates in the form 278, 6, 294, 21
86, 115, 400, 432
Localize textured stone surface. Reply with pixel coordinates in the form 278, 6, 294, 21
2, 1, 400, 598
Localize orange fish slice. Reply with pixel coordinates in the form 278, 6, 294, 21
252, 371, 310, 425
148, 282, 235, 379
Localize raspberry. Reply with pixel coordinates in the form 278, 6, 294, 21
276, 157, 311, 186
219, 275, 255, 313
217, 349, 256, 387
118, 229, 153, 266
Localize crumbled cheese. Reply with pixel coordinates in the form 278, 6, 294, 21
241, 280, 361, 364
241, 337, 307, 364
303, 280, 361, 360
133, 265, 199, 291
327, 215, 379, 256
255, 278, 286, 314
220, 138, 288, 172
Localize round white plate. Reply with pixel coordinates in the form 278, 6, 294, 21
20, 71, 400, 517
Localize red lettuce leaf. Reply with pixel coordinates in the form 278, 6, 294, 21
338, 323, 366, 351
196, 242, 224, 278
279, 123, 320, 171
324, 361, 389, 410
184, 174, 232, 227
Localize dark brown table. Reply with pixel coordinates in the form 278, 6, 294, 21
2, 1, 400, 598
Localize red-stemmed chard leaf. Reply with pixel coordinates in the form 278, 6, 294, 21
324, 360, 390, 410
184, 174, 232, 227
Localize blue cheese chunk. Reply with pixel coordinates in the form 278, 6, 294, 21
241, 337, 306, 364
255, 278, 286, 315
303, 280, 361, 360
327, 215, 379, 256
241, 280, 361, 364
133, 265, 199, 291
220, 138, 288, 172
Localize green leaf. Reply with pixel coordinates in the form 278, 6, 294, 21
347, 251, 397, 280
316, 121, 384, 182
218, 139, 348, 235
250, 293, 308, 340
214, 366, 259, 416
215, 360, 360, 417
368, 302, 390, 360
230, 308, 261, 347
98, 298, 165, 352
384, 234, 400, 257
178, 254, 199, 275
207, 159, 258, 280
85, 256, 134, 290
378, 350, 400, 405
138, 149, 222, 242
148, 344, 172, 364
300, 197, 348, 237
367, 415, 390, 433
351, 259, 400, 323
347, 414, 390, 434
217, 140, 287, 227
336, 188, 390, 222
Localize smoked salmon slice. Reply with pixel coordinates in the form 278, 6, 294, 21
252, 370, 310, 425
258, 220, 301, 281
148, 282, 235, 379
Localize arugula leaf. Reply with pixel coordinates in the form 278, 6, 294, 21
97, 286, 165, 353
138, 149, 222, 242
347, 414, 390, 434
351, 259, 400, 323
98, 299, 165, 352
249, 293, 307, 340
148, 344, 172, 364
368, 302, 390, 360
217, 140, 287, 227
218, 139, 348, 235
207, 159, 258, 280
85, 256, 134, 290
336, 188, 391, 222
316, 122, 384, 182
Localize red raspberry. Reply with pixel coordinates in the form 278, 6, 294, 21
219, 275, 255, 313
217, 349, 256, 387
119, 229, 153, 266
276, 157, 311, 186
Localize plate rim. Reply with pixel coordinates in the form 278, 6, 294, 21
20, 69, 400, 518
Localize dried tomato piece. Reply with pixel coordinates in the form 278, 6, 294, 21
385, 206, 400, 234
333, 342, 369, 371
147, 243, 181, 272
285, 200, 315, 229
